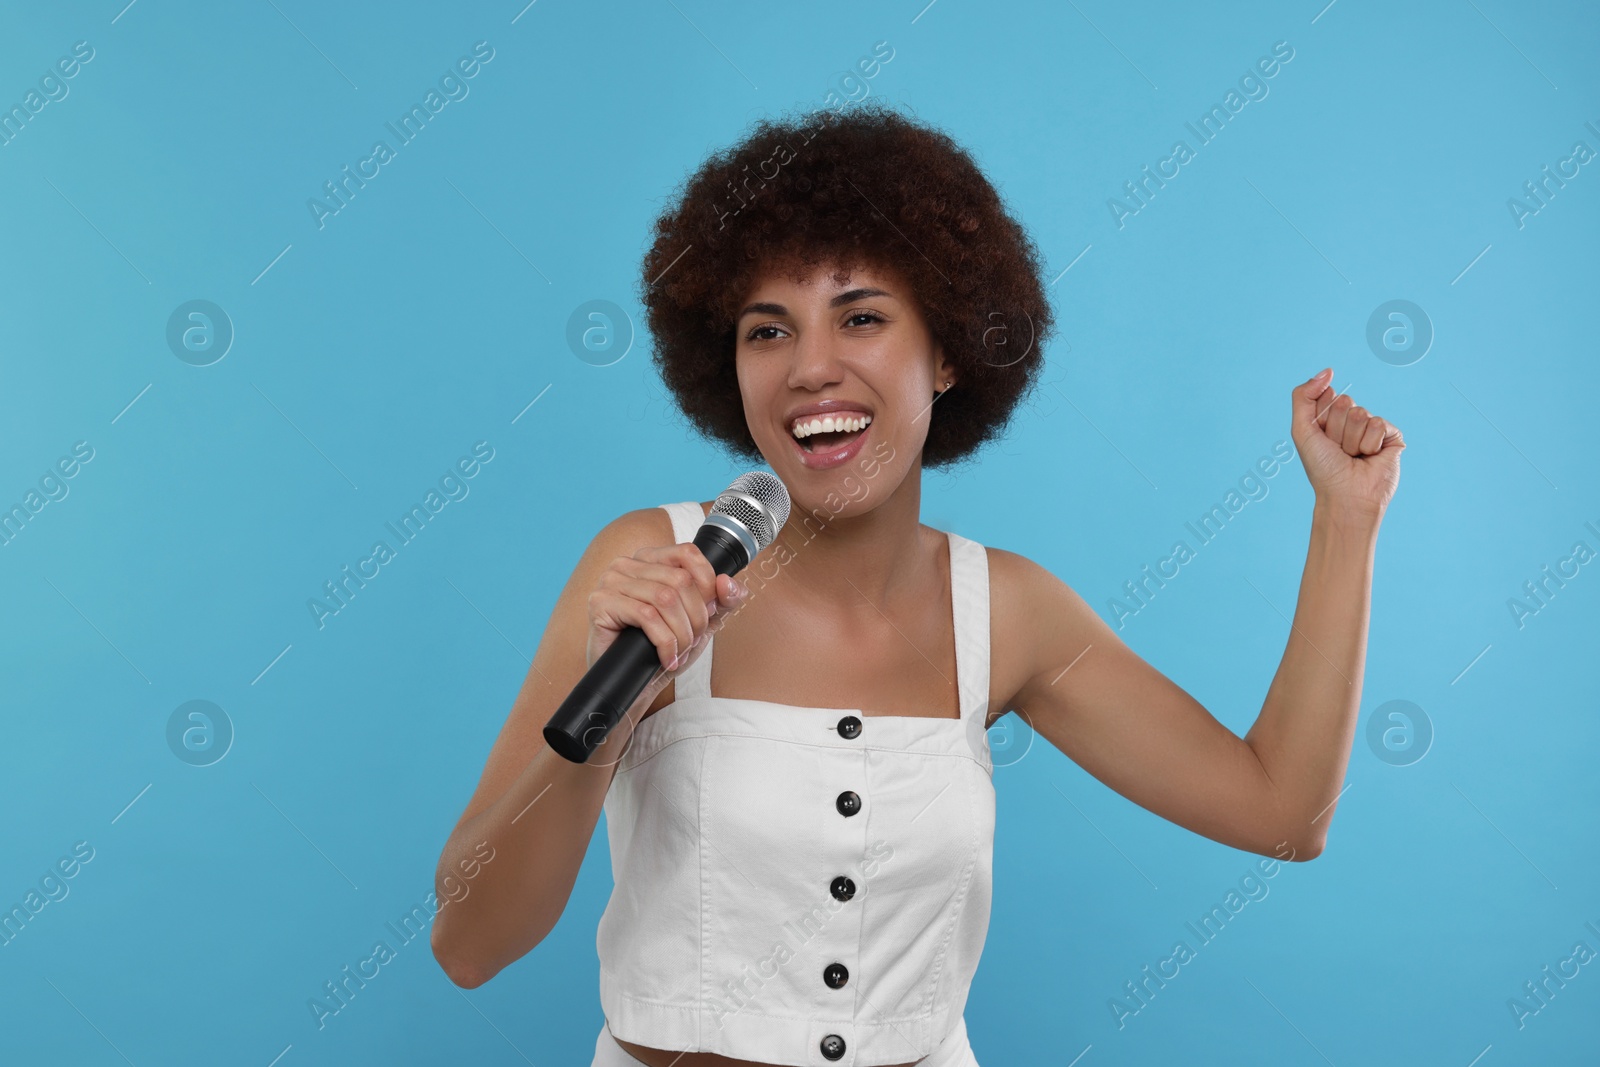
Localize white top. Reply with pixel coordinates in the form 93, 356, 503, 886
595, 500, 997, 1066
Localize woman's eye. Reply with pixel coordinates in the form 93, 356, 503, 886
745, 314, 879, 341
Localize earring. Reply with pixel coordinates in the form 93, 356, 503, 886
934, 380, 953, 399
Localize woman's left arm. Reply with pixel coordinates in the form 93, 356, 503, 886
1243, 366, 1403, 855
1003, 368, 1404, 861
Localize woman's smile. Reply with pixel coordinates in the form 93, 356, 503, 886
786, 404, 875, 469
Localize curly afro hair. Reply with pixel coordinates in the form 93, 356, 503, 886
638, 100, 1055, 470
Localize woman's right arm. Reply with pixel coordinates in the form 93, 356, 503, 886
429, 505, 743, 988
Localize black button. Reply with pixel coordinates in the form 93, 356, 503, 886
820, 1034, 846, 1060
835, 790, 861, 817
836, 715, 862, 739
823, 962, 850, 989
830, 876, 856, 902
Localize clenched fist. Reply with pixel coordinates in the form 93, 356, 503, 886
1291, 367, 1405, 520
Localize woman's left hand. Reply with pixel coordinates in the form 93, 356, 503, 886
1291, 367, 1406, 520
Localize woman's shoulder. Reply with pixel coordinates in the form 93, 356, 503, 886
977, 540, 1090, 612
584, 503, 676, 556
966, 540, 1097, 718
982, 541, 1048, 581
587, 500, 715, 554
932, 527, 1051, 591
929, 526, 1072, 624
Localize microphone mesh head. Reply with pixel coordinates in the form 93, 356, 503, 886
713, 471, 790, 551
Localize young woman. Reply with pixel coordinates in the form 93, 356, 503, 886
430, 102, 1404, 1067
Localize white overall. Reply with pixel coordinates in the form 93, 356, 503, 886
590, 501, 995, 1067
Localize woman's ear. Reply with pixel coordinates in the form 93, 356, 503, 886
933, 343, 957, 392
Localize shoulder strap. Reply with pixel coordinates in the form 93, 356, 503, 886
946, 531, 991, 724
659, 500, 704, 544
656, 502, 713, 699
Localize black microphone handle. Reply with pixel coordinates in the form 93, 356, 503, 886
543, 523, 752, 764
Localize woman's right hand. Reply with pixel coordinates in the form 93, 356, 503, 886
586, 542, 747, 719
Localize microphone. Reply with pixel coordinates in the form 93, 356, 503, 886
543, 471, 791, 764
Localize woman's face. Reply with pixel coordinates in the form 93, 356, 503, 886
734, 260, 954, 518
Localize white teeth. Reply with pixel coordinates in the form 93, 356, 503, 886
790, 413, 872, 439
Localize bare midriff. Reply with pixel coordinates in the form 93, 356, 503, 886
614, 1036, 920, 1067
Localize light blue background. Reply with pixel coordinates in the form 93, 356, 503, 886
2, 0, 1596, 1064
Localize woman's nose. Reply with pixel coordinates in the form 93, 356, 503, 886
786, 330, 846, 390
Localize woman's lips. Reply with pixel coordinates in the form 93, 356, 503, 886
789, 419, 872, 470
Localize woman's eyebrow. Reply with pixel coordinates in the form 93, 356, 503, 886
829, 286, 892, 307
737, 287, 894, 320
